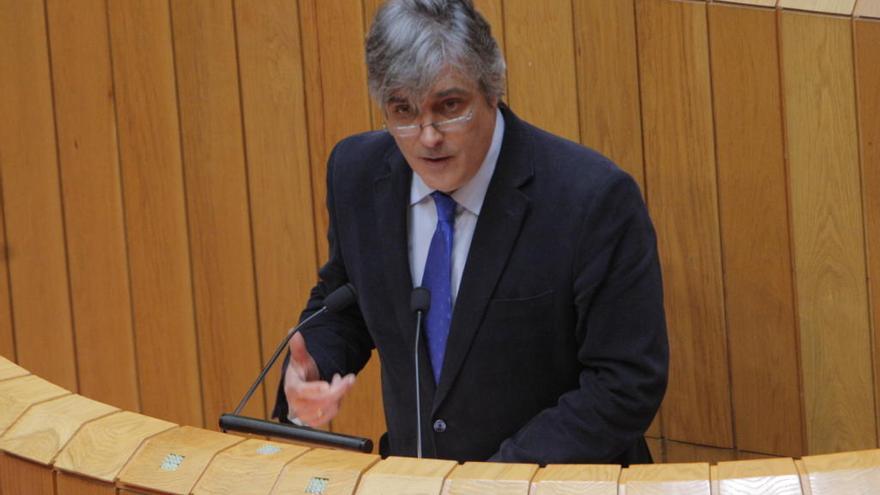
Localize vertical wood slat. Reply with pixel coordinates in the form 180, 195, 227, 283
854, 18, 880, 448
44, 0, 139, 412
665, 441, 738, 464
708, 3, 804, 456
0, 187, 14, 360
503, 0, 579, 143
572, 0, 646, 191
780, 11, 876, 454
636, 0, 733, 448
107, 0, 203, 427
169, 0, 265, 423
0, 0, 77, 390
233, 0, 320, 419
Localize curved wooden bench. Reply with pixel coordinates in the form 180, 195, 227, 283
1, 355, 878, 494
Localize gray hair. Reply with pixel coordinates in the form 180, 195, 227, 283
365, 0, 506, 105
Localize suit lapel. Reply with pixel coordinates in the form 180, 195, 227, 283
432, 106, 534, 412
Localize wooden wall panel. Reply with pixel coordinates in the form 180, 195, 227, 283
636, 0, 733, 448
717, 0, 777, 6
573, 0, 645, 190
504, 0, 579, 142
0, 0, 77, 390
233, 0, 320, 418
666, 441, 738, 464
778, 0, 856, 15
708, 3, 803, 456
0, 191, 14, 360
780, 11, 876, 454
854, 18, 880, 447
45, 0, 139, 412
473, 0, 505, 57
170, 0, 265, 423
107, 0, 203, 426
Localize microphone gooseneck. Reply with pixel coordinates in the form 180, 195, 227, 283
410, 287, 430, 458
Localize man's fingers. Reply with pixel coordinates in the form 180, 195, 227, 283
288, 332, 311, 366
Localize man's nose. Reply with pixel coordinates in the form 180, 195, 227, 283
418, 124, 444, 148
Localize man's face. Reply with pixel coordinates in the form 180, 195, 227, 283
385, 70, 498, 193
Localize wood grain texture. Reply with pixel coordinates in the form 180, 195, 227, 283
798, 449, 880, 493
0, 375, 69, 436
619, 463, 711, 495
855, 0, 880, 17
0, 394, 117, 465
192, 439, 309, 494
0, 200, 13, 360
270, 447, 380, 495
169, 0, 265, 425
715, 458, 802, 495
779, 0, 857, 15
504, 0, 579, 142
106, 0, 204, 427
234, 0, 320, 421
635, 0, 733, 448
356, 456, 457, 495
715, 0, 778, 6
573, 0, 646, 190
54, 411, 176, 482
0, 453, 55, 495
854, 18, 880, 449
0, 356, 26, 382
117, 426, 244, 495
44, 0, 140, 413
530, 464, 620, 495
780, 10, 876, 454
56, 471, 116, 495
0, 0, 77, 391
707, 3, 804, 457
441, 462, 538, 495
665, 441, 737, 464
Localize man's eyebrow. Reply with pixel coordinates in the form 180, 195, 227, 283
386, 95, 408, 104
434, 87, 469, 98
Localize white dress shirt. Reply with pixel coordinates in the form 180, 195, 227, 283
408, 108, 505, 304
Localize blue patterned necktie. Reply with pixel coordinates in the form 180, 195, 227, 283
421, 191, 457, 384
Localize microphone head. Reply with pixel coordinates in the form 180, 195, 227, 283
410, 287, 431, 313
324, 283, 357, 312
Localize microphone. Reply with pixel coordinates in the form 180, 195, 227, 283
410, 287, 430, 458
219, 283, 372, 453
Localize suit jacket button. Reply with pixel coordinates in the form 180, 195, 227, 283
433, 419, 447, 433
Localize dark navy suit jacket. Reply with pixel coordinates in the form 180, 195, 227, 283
274, 105, 668, 465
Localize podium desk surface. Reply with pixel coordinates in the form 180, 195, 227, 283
620, 462, 711, 495
0, 374, 69, 436
192, 438, 309, 495
0, 356, 28, 381
530, 464, 620, 495
271, 447, 379, 495
442, 461, 538, 495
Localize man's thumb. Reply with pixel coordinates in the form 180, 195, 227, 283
289, 332, 311, 365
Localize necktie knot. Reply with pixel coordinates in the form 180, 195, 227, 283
431, 191, 457, 225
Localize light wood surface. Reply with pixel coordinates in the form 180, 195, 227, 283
635, 0, 733, 449
170, 0, 266, 425
797, 449, 880, 493
778, 0, 857, 14
356, 456, 457, 495
234, 0, 321, 421
0, 394, 118, 465
715, 0, 778, 6
442, 461, 538, 495
54, 410, 176, 482
530, 464, 620, 495
504, 0, 580, 143
271, 447, 380, 495
620, 463, 711, 495
192, 439, 309, 494
780, 10, 875, 454
853, 18, 880, 449
0, 375, 69, 436
106, 0, 204, 427
0, 356, 27, 381
117, 426, 244, 495
0, 0, 77, 391
573, 0, 645, 191
44, 0, 140, 413
855, 0, 880, 17
715, 458, 802, 494
707, 2, 804, 457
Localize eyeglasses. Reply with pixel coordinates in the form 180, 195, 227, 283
385, 108, 474, 138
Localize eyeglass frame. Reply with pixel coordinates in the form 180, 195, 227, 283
383, 108, 475, 138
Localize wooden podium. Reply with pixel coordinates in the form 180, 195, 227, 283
2, 355, 880, 494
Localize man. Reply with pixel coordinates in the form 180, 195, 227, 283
274, 0, 667, 465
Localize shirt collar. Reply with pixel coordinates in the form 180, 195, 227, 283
410, 107, 505, 215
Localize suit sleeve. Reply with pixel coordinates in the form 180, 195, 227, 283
273, 141, 375, 421
490, 172, 668, 463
